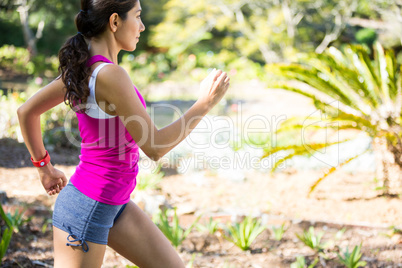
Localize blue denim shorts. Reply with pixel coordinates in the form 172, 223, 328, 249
52, 181, 127, 252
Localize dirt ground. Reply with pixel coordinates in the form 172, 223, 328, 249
0, 156, 401, 267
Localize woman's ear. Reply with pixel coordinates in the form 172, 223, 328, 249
109, 13, 120, 33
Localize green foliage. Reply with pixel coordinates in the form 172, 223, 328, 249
271, 223, 288, 241
0, 45, 34, 74
41, 218, 53, 234
4, 208, 28, 234
0, 204, 26, 263
41, 100, 80, 149
266, 43, 402, 193
355, 28, 377, 46
0, 45, 58, 76
153, 208, 200, 249
0, 80, 79, 149
186, 253, 198, 268
296, 226, 326, 252
337, 244, 367, 268
120, 52, 171, 92
224, 216, 266, 251
196, 216, 220, 235
290, 256, 319, 268
136, 165, 164, 191
308, 149, 369, 196
0, 90, 27, 140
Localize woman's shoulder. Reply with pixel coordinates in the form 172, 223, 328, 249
94, 63, 135, 108
96, 64, 132, 91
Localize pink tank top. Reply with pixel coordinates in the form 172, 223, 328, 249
70, 55, 146, 205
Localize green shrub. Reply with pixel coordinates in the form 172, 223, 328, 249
266, 43, 402, 195
136, 165, 164, 191
271, 223, 288, 241
296, 226, 326, 252
153, 208, 200, 249
224, 216, 265, 251
355, 28, 377, 46
0, 45, 34, 74
290, 256, 319, 268
337, 244, 367, 268
196, 216, 220, 235
0, 204, 26, 264
0, 90, 27, 140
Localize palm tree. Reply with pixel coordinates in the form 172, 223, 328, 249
265, 43, 402, 196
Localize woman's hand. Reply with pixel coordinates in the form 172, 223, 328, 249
36, 163, 67, 195
198, 69, 230, 110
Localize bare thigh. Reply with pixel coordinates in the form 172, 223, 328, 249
108, 201, 185, 268
53, 226, 106, 268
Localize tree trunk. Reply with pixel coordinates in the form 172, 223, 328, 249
17, 1, 37, 58
373, 137, 402, 195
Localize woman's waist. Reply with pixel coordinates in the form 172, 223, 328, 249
79, 146, 139, 162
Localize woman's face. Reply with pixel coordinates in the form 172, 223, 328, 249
116, 1, 145, 51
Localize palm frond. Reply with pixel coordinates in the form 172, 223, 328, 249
308, 148, 370, 196
346, 45, 382, 105
374, 42, 391, 104
268, 82, 364, 118
269, 63, 360, 110
317, 50, 379, 110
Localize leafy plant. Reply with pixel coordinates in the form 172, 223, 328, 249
4, 208, 28, 234
153, 208, 200, 249
0, 90, 27, 141
271, 223, 288, 241
0, 227, 13, 263
290, 255, 319, 268
296, 226, 326, 252
186, 253, 198, 268
0, 204, 26, 264
41, 218, 53, 234
0, 45, 34, 74
337, 244, 367, 268
196, 216, 220, 235
136, 165, 164, 191
266, 43, 402, 195
224, 216, 266, 251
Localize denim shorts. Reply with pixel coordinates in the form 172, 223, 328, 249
52, 181, 127, 252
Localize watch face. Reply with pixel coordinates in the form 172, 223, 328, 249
41, 162, 45, 166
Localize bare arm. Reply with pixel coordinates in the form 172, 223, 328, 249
17, 77, 68, 195
98, 66, 230, 160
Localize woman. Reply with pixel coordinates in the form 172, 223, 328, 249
17, 0, 230, 267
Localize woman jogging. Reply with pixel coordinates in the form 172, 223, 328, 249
17, 0, 230, 267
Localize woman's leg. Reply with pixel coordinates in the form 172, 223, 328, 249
53, 226, 106, 268
107, 201, 185, 268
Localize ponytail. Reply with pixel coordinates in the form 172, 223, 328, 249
58, 33, 90, 112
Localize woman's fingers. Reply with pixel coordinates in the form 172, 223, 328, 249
60, 173, 67, 188
216, 72, 227, 88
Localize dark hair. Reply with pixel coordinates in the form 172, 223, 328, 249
58, 0, 138, 111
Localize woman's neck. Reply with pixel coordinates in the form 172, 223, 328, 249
88, 32, 120, 64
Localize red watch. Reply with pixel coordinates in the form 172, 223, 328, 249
31, 150, 51, 167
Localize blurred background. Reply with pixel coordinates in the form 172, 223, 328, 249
1, 0, 401, 90
1, 0, 402, 149
1, 0, 402, 267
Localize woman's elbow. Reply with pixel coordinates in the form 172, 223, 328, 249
148, 152, 162, 162
17, 105, 26, 119
143, 149, 163, 162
